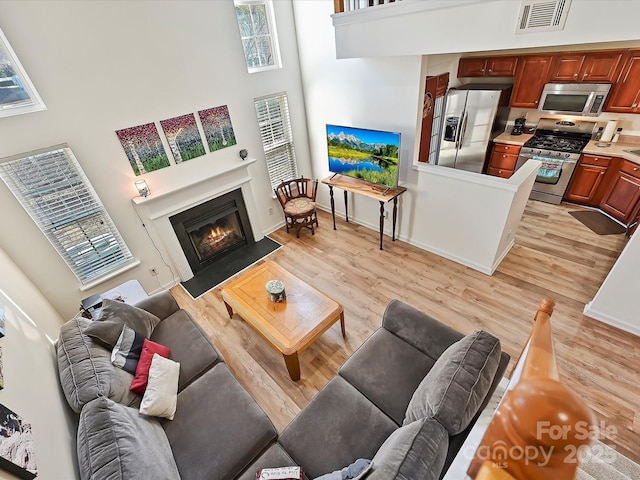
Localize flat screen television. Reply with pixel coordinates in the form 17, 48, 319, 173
326, 124, 400, 189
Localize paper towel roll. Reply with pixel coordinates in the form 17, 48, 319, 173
601, 120, 618, 142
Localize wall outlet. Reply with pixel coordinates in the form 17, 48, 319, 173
268, 207, 274, 215
149, 267, 158, 276
384, 211, 389, 219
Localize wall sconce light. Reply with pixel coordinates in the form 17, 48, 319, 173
239, 149, 248, 160
134, 179, 150, 198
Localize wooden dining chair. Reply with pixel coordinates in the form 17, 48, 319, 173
274, 177, 319, 238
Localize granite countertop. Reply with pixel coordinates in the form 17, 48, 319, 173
493, 132, 533, 146
582, 140, 640, 165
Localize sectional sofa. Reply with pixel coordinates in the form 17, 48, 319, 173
56, 290, 509, 480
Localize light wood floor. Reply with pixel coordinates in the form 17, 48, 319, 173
170, 200, 640, 463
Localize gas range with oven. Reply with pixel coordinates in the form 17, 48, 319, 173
515, 118, 595, 204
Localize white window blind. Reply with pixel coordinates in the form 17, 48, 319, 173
234, 0, 281, 73
0, 145, 134, 284
254, 93, 298, 191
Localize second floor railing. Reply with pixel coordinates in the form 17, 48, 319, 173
334, 0, 402, 14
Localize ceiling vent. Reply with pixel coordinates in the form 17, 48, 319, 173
516, 0, 572, 34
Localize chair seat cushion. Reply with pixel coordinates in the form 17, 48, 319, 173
162, 363, 277, 480
279, 376, 397, 479
339, 328, 435, 425
284, 198, 316, 216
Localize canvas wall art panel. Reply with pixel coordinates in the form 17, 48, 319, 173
160, 113, 206, 164
116, 123, 170, 176
0, 404, 36, 479
198, 106, 237, 152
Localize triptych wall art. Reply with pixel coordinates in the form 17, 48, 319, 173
116, 105, 237, 176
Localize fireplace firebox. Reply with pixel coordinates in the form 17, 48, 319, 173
170, 189, 255, 275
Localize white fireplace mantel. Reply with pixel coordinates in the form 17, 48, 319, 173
131, 158, 264, 281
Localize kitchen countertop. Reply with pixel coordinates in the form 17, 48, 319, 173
494, 132, 640, 165
582, 140, 640, 165
493, 132, 533, 146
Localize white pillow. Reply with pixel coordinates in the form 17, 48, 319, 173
139, 353, 180, 420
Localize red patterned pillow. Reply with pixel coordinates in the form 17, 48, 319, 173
130, 339, 171, 394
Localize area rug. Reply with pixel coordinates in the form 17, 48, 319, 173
568, 210, 626, 235
180, 236, 282, 299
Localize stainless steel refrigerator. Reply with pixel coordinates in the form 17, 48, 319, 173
436, 84, 512, 173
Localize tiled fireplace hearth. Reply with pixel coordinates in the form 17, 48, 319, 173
132, 159, 263, 282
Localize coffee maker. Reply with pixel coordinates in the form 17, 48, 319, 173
511, 116, 526, 136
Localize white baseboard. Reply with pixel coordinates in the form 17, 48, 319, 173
583, 302, 640, 336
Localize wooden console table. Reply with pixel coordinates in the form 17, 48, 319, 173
322, 175, 407, 250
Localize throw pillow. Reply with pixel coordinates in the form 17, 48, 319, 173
365, 418, 448, 480
140, 354, 180, 420
404, 330, 501, 435
98, 298, 161, 338
83, 319, 126, 349
111, 325, 146, 374
130, 339, 171, 394
313, 459, 371, 480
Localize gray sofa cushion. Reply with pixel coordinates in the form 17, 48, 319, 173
97, 298, 160, 337
162, 363, 277, 480
339, 328, 435, 425
150, 309, 222, 391
367, 417, 448, 480
134, 290, 181, 320
77, 396, 180, 480
83, 319, 125, 349
381, 300, 464, 361
279, 376, 397, 480
236, 444, 307, 480
404, 330, 501, 435
56, 316, 141, 413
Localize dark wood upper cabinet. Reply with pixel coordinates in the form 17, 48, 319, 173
604, 52, 640, 113
548, 51, 624, 82
458, 56, 518, 77
510, 55, 553, 108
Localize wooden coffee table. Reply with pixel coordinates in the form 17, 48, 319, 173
221, 260, 345, 381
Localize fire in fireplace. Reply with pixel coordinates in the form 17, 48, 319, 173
188, 212, 244, 261
170, 189, 255, 275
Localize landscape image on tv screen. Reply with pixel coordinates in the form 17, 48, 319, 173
326, 124, 400, 188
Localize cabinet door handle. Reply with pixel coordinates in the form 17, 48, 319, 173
573, 73, 578, 77
634, 167, 639, 171
503, 154, 507, 157
600, 171, 605, 175
583, 73, 589, 79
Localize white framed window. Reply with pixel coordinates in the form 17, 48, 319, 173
0, 27, 46, 118
234, 0, 282, 73
0, 145, 134, 284
254, 92, 298, 190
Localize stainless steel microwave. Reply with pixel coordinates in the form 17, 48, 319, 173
539, 83, 611, 117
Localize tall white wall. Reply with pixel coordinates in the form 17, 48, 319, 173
0, 246, 77, 479
292, 0, 538, 273
0, 1, 311, 319
584, 233, 640, 336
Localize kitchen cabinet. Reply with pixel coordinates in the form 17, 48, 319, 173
600, 160, 640, 223
564, 154, 613, 205
486, 143, 521, 178
457, 56, 518, 77
510, 55, 553, 108
604, 51, 640, 113
548, 51, 624, 82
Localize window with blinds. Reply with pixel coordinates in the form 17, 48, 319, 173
0, 145, 134, 284
234, 0, 281, 73
254, 92, 298, 191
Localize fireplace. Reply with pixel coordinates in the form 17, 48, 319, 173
169, 189, 255, 275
